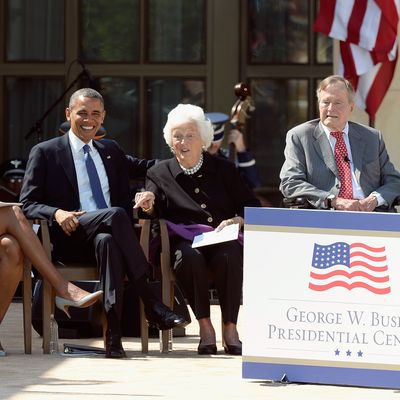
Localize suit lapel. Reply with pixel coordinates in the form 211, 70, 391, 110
348, 123, 364, 183
93, 140, 116, 202
56, 134, 79, 196
93, 140, 113, 176
313, 122, 338, 177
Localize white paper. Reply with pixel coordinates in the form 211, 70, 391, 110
192, 223, 239, 248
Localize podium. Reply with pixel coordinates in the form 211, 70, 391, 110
242, 207, 400, 389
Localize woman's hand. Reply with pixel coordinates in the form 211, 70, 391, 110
133, 191, 155, 213
215, 216, 244, 232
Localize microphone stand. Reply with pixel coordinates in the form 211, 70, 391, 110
25, 70, 86, 142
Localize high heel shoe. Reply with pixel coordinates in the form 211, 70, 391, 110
197, 340, 217, 355
223, 341, 242, 356
55, 290, 103, 319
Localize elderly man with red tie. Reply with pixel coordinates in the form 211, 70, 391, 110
280, 75, 400, 212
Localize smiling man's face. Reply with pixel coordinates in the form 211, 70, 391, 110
318, 81, 354, 131
66, 95, 105, 143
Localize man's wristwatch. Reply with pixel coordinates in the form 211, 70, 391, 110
326, 194, 336, 209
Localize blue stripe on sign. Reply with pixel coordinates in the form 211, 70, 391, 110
244, 207, 400, 233
242, 361, 400, 389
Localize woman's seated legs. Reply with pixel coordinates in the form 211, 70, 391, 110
171, 238, 216, 345
0, 234, 23, 323
0, 206, 96, 303
207, 240, 243, 347
171, 238, 211, 320
171, 238, 243, 349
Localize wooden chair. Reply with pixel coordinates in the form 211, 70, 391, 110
36, 218, 151, 354
159, 219, 175, 352
20, 257, 32, 354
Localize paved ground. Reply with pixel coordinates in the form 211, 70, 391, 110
1, 303, 400, 399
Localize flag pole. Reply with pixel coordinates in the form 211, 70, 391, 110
369, 117, 375, 128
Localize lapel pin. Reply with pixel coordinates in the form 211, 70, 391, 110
107, 156, 111, 159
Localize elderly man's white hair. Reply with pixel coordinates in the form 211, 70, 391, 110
163, 104, 214, 150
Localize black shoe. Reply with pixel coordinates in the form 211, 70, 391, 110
105, 330, 126, 359
198, 340, 217, 355
145, 301, 188, 330
223, 341, 242, 356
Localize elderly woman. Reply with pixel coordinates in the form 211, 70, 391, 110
135, 104, 261, 355
0, 204, 102, 355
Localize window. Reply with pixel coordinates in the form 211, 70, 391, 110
146, 78, 205, 159
6, 78, 64, 157
0, 0, 332, 202
6, 0, 64, 62
244, 0, 332, 203
248, 0, 309, 64
147, 0, 205, 63
80, 0, 140, 62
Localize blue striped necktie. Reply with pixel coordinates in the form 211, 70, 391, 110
83, 144, 107, 209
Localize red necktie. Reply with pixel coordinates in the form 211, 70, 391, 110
330, 131, 353, 199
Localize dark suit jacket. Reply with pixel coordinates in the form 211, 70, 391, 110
146, 152, 261, 228
279, 119, 400, 209
20, 134, 155, 221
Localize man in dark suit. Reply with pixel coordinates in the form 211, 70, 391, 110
280, 75, 400, 211
20, 88, 186, 358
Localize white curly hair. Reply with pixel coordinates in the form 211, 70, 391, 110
163, 104, 214, 151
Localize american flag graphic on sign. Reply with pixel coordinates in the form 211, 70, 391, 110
309, 242, 390, 295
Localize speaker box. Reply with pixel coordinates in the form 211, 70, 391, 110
32, 280, 103, 339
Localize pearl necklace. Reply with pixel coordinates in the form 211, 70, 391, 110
179, 153, 204, 175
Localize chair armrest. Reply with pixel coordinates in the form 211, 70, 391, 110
281, 197, 315, 209
137, 219, 151, 259
28, 219, 52, 259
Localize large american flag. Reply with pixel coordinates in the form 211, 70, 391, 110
314, 0, 399, 122
309, 242, 390, 295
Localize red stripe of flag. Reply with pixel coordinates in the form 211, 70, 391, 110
365, 58, 398, 119
310, 270, 389, 282
350, 251, 387, 262
374, 18, 397, 54
340, 42, 358, 79
346, 0, 367, 44
349, 261, 388, 271
313, 0, 336, 35
309, 281, 391, 295
350, 242, 385, 252
376, 0, 399, 30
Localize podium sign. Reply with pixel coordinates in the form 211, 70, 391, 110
242, 207, 400, 388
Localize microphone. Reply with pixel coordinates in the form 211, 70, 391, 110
83, 65, 94, 82
343, 156, 350, 163
80, 61, 101, 91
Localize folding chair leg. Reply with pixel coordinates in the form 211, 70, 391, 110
22, 260, 32, 354
221, 320, 225, 348
140, 300, 148, 353
160, 277, 174, 353
160, 329, 172, 353
42, 279, 54, 354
